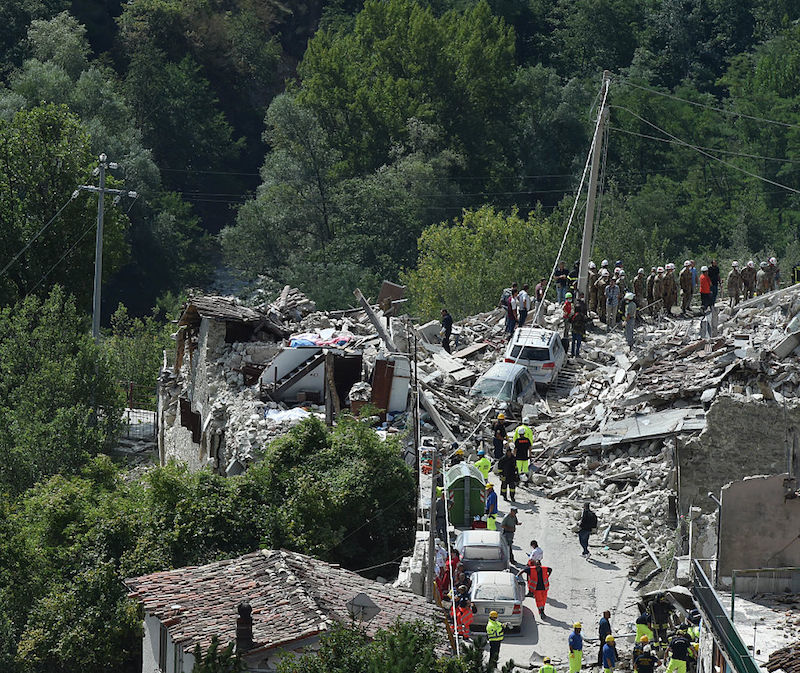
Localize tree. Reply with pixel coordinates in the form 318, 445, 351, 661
191, 637, 243, 673
0, 288, 123, 494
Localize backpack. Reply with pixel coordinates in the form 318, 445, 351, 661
499, 288, 512, 308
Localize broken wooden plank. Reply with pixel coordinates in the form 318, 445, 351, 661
547, 483, 579, 498
452, 342, 488, 359
419, 381, 480, 425
419, 388, 457, 444
635, 529, 662, 571
353, 288, 396, 351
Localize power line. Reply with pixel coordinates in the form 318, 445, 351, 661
25, 221, 96, 297
619, 80, 800, 130
610, 126, 800, 163
0, 194, 77, 279
611, 105, 800, 195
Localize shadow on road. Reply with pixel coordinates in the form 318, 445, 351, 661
547, 597, 567, 609
511, 607, 539, 643
587, 557, 619, 570
541, 615, 573, 630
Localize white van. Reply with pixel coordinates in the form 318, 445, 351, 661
503, 327, 566, 387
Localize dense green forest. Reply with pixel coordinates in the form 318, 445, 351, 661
3, 1, 800, 671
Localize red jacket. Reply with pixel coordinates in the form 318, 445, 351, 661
699, 273, 711, 294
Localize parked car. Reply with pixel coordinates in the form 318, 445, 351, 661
503, 327, 566, 388
469, 570, 526, 630
453, 530, 510, 573
469, 362, 537, 414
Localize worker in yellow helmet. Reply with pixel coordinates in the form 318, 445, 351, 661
602, 635, 617, 673
485, 483, 498, 530
474, 449, 491, 482
568, 622, 583, 673
486, 610, 510, 669
539, 656, 556, 673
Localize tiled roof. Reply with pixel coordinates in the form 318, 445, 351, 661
125, 550, 448, 654
768, 641, 800, 673
183, 296, 265, 323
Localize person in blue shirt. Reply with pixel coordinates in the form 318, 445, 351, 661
597, 610, 612, 666
602, 635, 617, 672
485, 482, 498, 530
568, 622, 583, 673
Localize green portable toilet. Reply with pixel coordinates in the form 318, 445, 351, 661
444, 463, 485, 527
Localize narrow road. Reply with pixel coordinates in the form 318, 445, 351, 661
483, 474, 639, 671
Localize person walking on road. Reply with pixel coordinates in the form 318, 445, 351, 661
578, 502, 598, 556
518, 559, 552, 618
497, 446, 519, 501
512, 417, 534, 479
440, 309, 453, 353
528, 539, 543, 562
500, 507, 519, 560
597, 610, 613, 666
485, 483, 498, 531
474, 449, 491, 483
568, 622, 583, 673
602, 635, 617, 673
539, 656, 556, 673
486, 611, 510, 669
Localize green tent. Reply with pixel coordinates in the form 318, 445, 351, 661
444, 462, 485, 526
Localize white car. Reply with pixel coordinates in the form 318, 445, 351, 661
469, 570, 526, 630
503, 327, 566, 387
469, 362, 537, 414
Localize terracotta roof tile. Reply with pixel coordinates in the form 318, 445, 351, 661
125, 550, 447, 654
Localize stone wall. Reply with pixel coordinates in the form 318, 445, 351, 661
679, 395, 800, 513
719, 474, 800, 577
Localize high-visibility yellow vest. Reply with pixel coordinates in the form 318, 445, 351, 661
539, 665, 556, 673
486, 619, 504, 642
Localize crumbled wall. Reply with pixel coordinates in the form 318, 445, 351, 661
679, 395, 800, 513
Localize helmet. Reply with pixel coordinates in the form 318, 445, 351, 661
522, 416, 531, 425
573, 622, 582, 629
601, 259, 609, 267
684, 260, 691, 267
489, 610, 499, 619
747, 260, 754, 268
589, 261, 597, 269
651, 266, 656, 272
477, 449, 485, 456
614, 267, 621, 275
458, 584, 467, 591
668, 263, 675, 270
601, 268, 610, 277
619, 270, 626, 276
640, 635, 649, 643
615, 260, 623, 267
770, 257, 777, 264
657, 266, 664, 273
565, 292, 573, 298
605, 635, 615, 643
455, 448, 464, 455
700, 265, 708, 272
760, 261, 768, 268
543, 657, 551, 664
497, 413, 505, 420
625, 292, 635, 300
643, 645, 652, 653
732, 261, 738, 267
486, 483, 494, 489
638, 268, 644, 274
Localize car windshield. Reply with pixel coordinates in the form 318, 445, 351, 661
472, 377, 513, 400
473, 583, 517, 601
510, 345, 551, 361
463, 545, 502, 560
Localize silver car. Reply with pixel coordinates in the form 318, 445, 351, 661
454, 530, 510, 573
469, 570, 526, 629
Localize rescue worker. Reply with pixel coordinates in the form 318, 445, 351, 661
485, 483, 498, 531
649, 593, 672, 643
699, 266, 712, 311
664, 626, 692, 673
741, 261, 756, 300
679, 261, 693, 314
497, 446, 519, 501
635, 612, 655, 644
757, 261, 769, 294
500, 507, 519, 559
474, 449, 491, 482
652, 267, 665, 316
539, 656, 556, 673
633, 634, 650, 659
624, 292, 637, 348
453, 583, 470, 607
602, 635, 617, 673
568, 622, 583, 673
598, 610, 613, 666
491, 413, 507, 460
605, 277, 620, 330
646, 267, 657, 315
518, 559, 552, 618
595, 269, 609, 322
486, 610, 511, 668
663, 263, 677, 315
512, 417, 534, 478
617, 269, 627, 294
588, 261, 598, 313
454, 596, 476, 640
634, 644, 657, 673
708, 259, 720, 303
727, 261, 741, 307
563, 292, 573, 338
633, 268, 646, 307
769, 256, 780, 290
568, 260, 580, 292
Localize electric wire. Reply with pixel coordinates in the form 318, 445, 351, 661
0, 194, 77, 279
619, 80, 800, 130
25, 221, 96, 297
610, 105, 800, 196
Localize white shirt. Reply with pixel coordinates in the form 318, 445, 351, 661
518, 290, 532, 311
528, 546, 543, 562
509, 296, 519, 312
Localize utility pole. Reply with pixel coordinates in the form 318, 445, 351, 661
578, 71, 611, 299
77, 154, 137, 342
426, 447, 438, 602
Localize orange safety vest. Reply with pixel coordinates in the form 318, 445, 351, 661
527, 564, 551, 594
455, 605, 474, 637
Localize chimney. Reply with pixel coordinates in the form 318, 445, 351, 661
236, 602, 253, 653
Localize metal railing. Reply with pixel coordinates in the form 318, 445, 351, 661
691, 559, 761, 673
